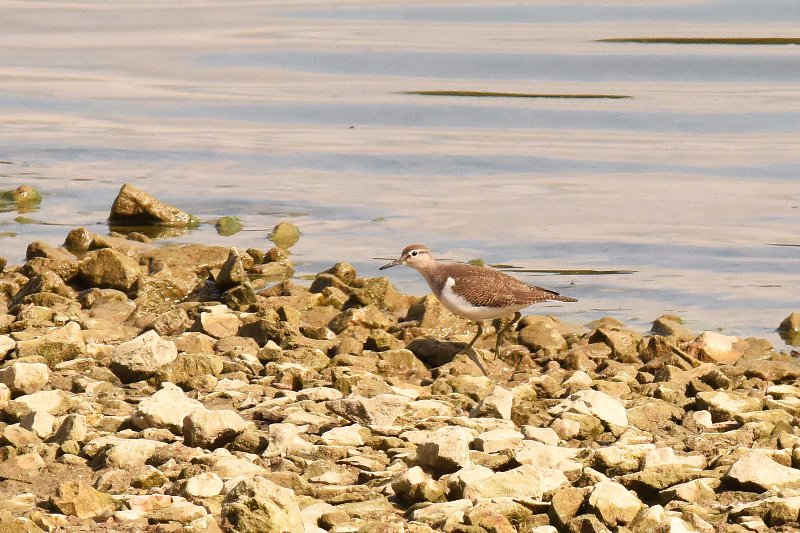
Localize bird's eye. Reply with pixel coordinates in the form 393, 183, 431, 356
411, 250, 418, 256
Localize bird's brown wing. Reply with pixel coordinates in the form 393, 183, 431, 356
448, 264, 576, 306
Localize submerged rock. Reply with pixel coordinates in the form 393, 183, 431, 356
108, 183, 199, 227
267, 221, 300, 249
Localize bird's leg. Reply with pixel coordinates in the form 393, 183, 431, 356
494, 312, 522, 357
458, 321, 488, 375
464, 321, 484, 352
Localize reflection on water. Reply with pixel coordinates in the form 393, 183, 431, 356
0, 0, 798, 347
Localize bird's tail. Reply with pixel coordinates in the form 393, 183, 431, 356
551, 293, 578, 303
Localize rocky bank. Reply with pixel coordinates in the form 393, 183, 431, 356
0, 187, 799, 532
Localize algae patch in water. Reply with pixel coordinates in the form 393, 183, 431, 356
500, 267, 637, 275
401, 90, 630, 99
598, 37, 800, 45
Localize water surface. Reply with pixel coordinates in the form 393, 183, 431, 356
0, 0, 798, 346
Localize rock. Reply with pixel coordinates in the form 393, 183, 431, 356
215, 216, 243, 236
131, 382, 204, 433
151, 352, 224, 391
148, 307, 191, 336
471, 385, 513, 420
462, 464, 544, 499
185, 472, 224, 498
110, 330, 178, 382
588, 328, 640, 361
587, 481, 642, 527
0, 362, 49, 396
518, 317, 568, 352
319, 424, 370, 447
19, 410, 56, 439
408, 499, 473, 531
550, 486, 585, 528
221, 476, 304, 533
51, 414, 88, 444
89, 436, 167, 468
267, 222, 300, 249
325, 394, 409, 427
778, 312, 800, 345
199, 309, 241, 339
650, 315, 695, 340
52, 480, 115, 520
550, 389, 628, 429
522, 426, 561, 446
724, 450, 800, 491
391, 466, 445, 505
109, 183, 198, 227
0, 184, 41, 209
14, 321, 86, 365
473, 428, 524, 453
149, 498, 209, 524
182, 408, 250, 449
215, 248, 248, 292
687, 331, 748, 364
77, 248, 141, 292
695, 390, 762, 421
0, 335, 14, 358
416, 426, 473, 473
7, 389, 72, 417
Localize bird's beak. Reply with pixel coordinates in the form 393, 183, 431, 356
379, 257, 403, 270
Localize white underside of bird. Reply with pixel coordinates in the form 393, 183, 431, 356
438, 277, 528, 322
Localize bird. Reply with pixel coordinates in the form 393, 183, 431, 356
380, 243, 577, 357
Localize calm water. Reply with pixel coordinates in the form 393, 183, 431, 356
1, 1, 799, 347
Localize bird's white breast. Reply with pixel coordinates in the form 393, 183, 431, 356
438, 277, 527, 321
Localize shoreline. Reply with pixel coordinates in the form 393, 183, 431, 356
0, 219, 799, 531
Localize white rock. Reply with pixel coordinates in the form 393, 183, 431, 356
416, 426, 474, 472
182, 408, 250, 449
207, 454, 268, 479
130, 382, 204, 434
563, 371, 593, 388
515, 442, 583, 477
522, 426, 561, 446
550, 389, 628, 428
0, 335, 15, 358
444, 464, 495, 498
725, 450, 800, 491
0, 362, 49, 396
84, 436, 167, 468
688, 331, 747, 364
184, 472, 224, 498
588, 480, 643, 527
644, 447, 707, 469
473, 428, 524, 453
409, 499, 473, 530
110, 330, 178, 382
10, 389, 72, 415
296, 387, 343, 402
462, 464, 544, 499
265, 423, 314, 457
199, 311, 241, 339
472, 385, 513, 420
319, 424, 369, 447
19, 410, 56, 439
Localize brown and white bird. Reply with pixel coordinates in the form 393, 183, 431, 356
380, 243, 577, 356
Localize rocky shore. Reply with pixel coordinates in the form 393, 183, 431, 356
0, 185, 799, 532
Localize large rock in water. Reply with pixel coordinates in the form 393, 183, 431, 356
221, 477, 304, 533
108, 183, 198, 227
